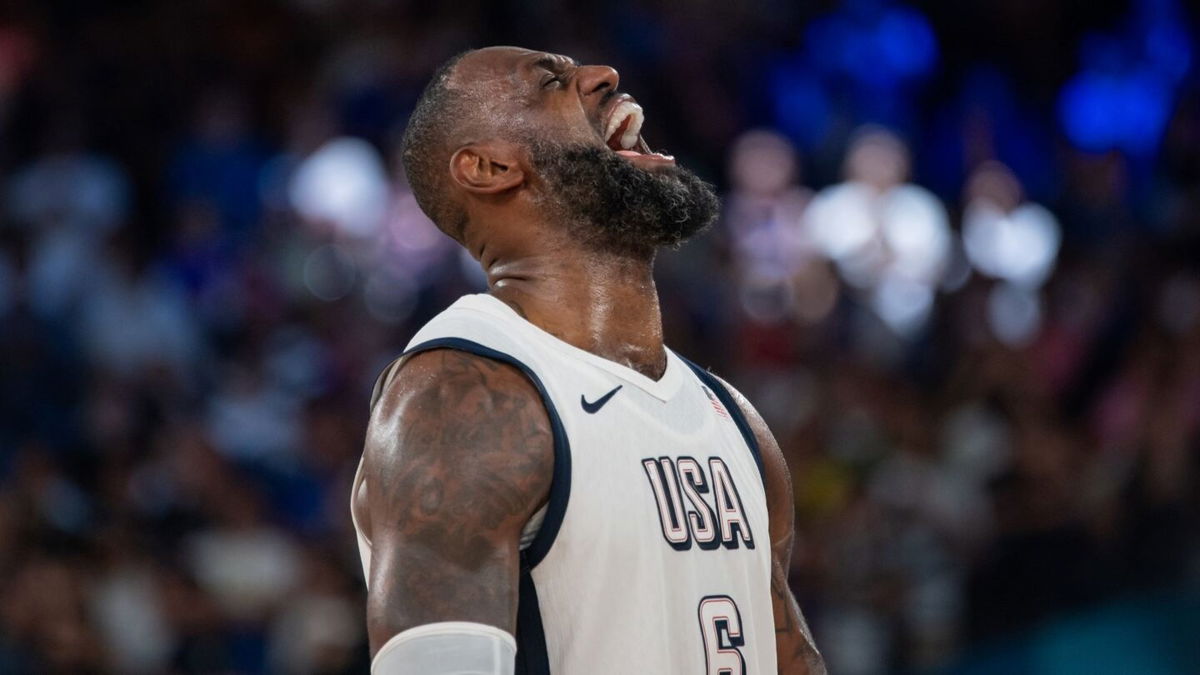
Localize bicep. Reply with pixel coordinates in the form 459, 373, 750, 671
361, 349, 553, 654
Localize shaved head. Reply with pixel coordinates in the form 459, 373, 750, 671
401, 47, 532, 239
400, 46, 719, 256
401, 51, 471, 238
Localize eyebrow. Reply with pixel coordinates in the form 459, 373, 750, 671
532, 54, 581, 72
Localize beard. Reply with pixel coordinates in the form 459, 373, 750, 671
529, 141, 720, 257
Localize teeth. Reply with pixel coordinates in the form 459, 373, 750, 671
620, 108, 643, 149
605, 100, 644, 149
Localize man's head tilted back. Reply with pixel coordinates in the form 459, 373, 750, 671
400, 46, 719, 259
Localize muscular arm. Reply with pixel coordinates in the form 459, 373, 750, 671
718, 377, 826, 675
359, 349, 553, 654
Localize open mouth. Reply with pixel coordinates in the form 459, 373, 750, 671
601, 96, 675, 165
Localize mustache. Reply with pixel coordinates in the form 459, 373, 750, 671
591, 88, 621, 136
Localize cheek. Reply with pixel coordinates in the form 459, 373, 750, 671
530, 101, 599, 146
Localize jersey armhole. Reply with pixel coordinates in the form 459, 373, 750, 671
677, 357, 767, 488
400, 337, 571, 570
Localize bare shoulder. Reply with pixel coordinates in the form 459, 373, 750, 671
359, 348, 554, 648
363, 347, 555, 538
707, 373, 781, 458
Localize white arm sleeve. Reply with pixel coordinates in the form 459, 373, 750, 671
371, 621, 517, 675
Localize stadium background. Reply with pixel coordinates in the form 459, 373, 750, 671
1, 0, 1198, 673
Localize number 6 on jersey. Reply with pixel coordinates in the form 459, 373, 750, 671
698, 595, 747, 675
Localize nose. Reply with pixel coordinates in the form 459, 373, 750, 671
575, 65, 619, 97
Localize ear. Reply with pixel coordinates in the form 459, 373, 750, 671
449, 141, 526, 195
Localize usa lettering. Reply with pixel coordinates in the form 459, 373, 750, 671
641, 456, 755, 551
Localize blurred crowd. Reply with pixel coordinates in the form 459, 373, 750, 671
0, 1, 1198, 674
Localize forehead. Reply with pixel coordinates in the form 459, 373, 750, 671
453, 46, 580, 88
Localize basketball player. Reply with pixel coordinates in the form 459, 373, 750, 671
351, 46, 825, 674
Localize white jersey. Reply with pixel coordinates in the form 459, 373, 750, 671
352, 293, 777, 674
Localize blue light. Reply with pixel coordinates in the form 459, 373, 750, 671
1138, 0, 1194, 82
877, 8, 938, 78
1057, 0, 1194, 157
1143, 22, 1193, 82
1058, 70, 1173, 156
1119, 74, 1173, 155
802, 2, 939, 88
1059, 73, 1117, 152
770, 65, 833, 148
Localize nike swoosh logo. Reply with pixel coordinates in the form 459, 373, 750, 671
580, 385, 623, 414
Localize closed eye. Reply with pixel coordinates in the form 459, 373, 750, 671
534, 54, 577, 90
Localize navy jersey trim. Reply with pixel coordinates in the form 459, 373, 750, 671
678, 357, 767, 487
402, 337, 570, 568
514, 563, 552, 675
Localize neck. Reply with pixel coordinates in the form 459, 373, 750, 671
484, 246, 667, 380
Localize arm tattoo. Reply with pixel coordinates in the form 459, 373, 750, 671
362, 349, 553, 653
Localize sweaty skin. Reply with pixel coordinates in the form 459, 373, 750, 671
355, 46, 825, 674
